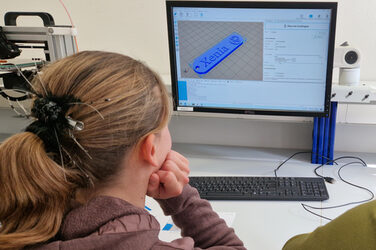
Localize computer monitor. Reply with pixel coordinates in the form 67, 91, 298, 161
166, 1, 337, 117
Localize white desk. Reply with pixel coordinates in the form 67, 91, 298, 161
147, 143, 376, 250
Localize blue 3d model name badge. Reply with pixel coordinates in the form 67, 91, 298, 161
191, 32, 244, 75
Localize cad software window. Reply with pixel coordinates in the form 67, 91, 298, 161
172, 7, 332, 112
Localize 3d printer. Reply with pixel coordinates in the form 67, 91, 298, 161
0, 12, 77, 103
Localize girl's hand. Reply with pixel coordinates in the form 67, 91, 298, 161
147, 150, 190, 199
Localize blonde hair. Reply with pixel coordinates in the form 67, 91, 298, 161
0, 51, 170, 249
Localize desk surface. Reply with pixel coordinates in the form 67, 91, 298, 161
149, 143, 376, 250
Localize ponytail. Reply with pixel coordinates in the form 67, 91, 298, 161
0, 132, 79, 249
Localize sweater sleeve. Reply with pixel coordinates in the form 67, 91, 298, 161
156, 184, 245, 250
283, 200, 376, 250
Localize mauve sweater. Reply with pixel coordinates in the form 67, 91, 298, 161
29, 185, 246, 250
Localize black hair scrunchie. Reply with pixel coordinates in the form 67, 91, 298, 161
25, 94, 80, 154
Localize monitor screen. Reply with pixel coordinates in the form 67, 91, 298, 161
166, 1, 337, 117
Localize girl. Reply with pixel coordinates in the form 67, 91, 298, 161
0, 51, 245, 249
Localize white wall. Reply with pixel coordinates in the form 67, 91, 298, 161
1, 0, 376, 152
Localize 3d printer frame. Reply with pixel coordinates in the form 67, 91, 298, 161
0, 12, 77, 100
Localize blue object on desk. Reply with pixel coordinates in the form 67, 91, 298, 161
328, 102, 338, 163
317, 118, 325, 164
323, 115, 330, 164
312, 117, 319, 163
311, 102, 337, 165
162, 223, 173, 231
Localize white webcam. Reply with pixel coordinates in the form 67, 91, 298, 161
334, 42, 361, 68
334, 42, 361, 85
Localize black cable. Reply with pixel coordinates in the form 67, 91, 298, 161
314, 156, 367, 181
338, 163, 374, 202
274, 151, 337, 177
302, 161, 374, 221
270, 151, 373, 221
274, 152, 373, 221
301, 203, 332, 221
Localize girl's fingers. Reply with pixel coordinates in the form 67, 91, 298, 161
162, 159, 189, 184
165, 151, 190, 175
158, 170, 183, 197
147, 173, 160, 196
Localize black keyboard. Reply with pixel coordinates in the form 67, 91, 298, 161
189, 176, 329, 201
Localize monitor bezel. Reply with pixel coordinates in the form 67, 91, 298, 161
166, 1, 337, 117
